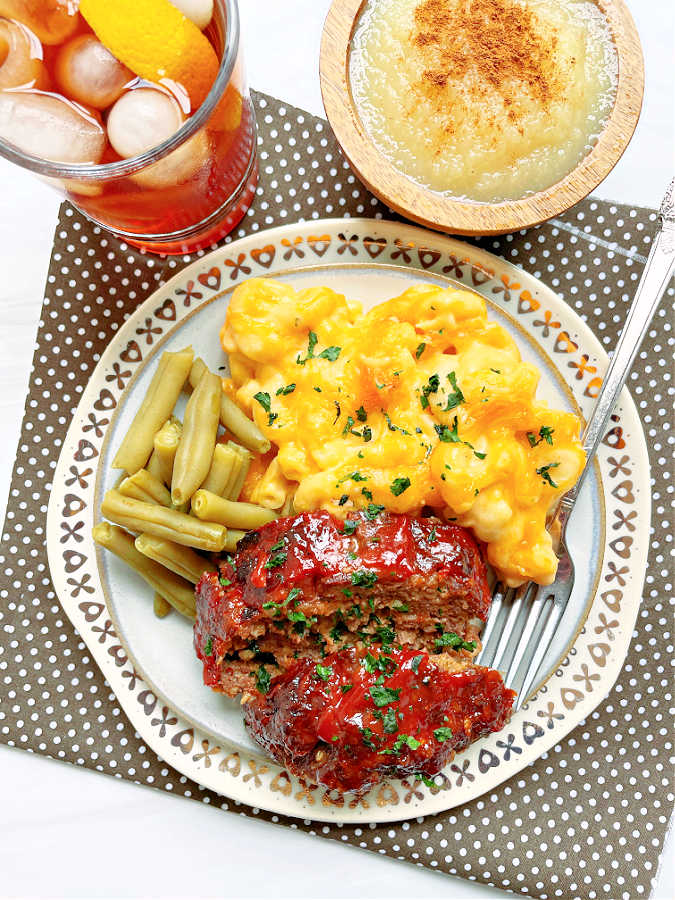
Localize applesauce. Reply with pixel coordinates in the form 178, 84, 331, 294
349, 0, 618, 203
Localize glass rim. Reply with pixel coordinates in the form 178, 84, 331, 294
0, 0, 239, 181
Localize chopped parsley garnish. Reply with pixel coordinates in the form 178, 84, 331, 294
351, 570, 378, 588
319, 345, 341, 361
203, 636, 213, 657
361, 487, 373, 500
390, 476, 411, 496
219, 576, 232, 587
410, 654, 424, 673
253, 391, 271, 412
315, 664, 333, 682
420, 373, 440, 409
434, 418, 461, 443
340, 683, 353, 694
338, 494, 349, 506
369, 684, 401, 707
382, 411, 410, 434
356, 406, 367, 422
286, 587, 302, 605
537, 462, 561, 487
342, 415, 355, 435
276, 383, 296, 396
433, 726, 453, 742
361, 426, 372, 442
415, 773, 437, 788
428, 527, 437, 543
329, 621, 347, 642
375, 625, 396, 647
527, 425, 556, 447
435, 417, 486, 459
393, 603, 409, 612
360, 727, 377, 749
382, 708, 399, 734
434, 632, 477, 653
415, 342, 426, 360
391, 734, 420, 752
342, 520, 358, 535
338, 471, 368, 484
364, 502, 385, 520
444, 371, 465, 411
300, 330, 318, 362
264, 551, 287, 570
490, 367, 501, 374
255, 665, 271, 694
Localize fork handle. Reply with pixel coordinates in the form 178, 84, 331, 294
564, 180, 675, 506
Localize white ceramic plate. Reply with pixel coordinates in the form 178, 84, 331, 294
47, 219, 650, 822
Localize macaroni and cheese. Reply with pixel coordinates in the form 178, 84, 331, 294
221, 278, 585, 586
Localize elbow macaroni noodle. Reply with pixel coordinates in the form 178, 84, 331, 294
221, 278, 585, 585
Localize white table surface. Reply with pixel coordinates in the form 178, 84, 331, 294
0, 2, 673, 897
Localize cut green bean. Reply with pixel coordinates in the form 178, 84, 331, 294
101, 489, 227, 552
200, 443, 238, 496
153, 418, 182, 487
171, 368, 221, 505
112, 346, 194, 473
118, 468, 171, 507
93, 522, 196, 619
135, 533, 216, 584
191, 490, 277, 530
188, 357, 270, 454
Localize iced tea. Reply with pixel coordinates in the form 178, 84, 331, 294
0, 0, 257, 253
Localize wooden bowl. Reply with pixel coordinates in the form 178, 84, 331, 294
319, 0, 644, 235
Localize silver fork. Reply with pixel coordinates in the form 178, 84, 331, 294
477, 179, 675, 710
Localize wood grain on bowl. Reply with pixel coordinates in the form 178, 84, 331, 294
319, 0, 644, 235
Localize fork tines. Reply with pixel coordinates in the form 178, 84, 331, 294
477, 580, 569, 710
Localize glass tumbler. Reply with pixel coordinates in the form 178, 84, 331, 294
0, 0, 257, 254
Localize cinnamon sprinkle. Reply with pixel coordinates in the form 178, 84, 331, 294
410, 0, 562, 130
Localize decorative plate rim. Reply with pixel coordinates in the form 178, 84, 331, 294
46, 218, 651, 823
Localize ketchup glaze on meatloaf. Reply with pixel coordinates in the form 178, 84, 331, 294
194, 510, 490, 696
244, 645, 515, 794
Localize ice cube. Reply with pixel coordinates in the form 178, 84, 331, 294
106, 86, 184, 159
169, 0, 213, 30
0, 18, 48, 90
55, 34, 134, 110
132, 129, 211, 189
0, 0, 79, 45
0, 90, 106, 163
107, 85, 210, 187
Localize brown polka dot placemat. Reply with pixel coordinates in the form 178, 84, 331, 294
1, 91, 673, 900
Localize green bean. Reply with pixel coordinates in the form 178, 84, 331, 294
224, 529, 247, 551
200, 443, 238, 496
92, 522, 196, 619
153, 419, 182, 487
188, 357, 270, 454
225, 442, 252, 500
191, 490, 277, 529
154, 592, 172, 618
118, 468, 171, 507
112, 346, 194, 473
135, 533, 216, 584
101, 489, 227, 552
146, 450, 164, 484
171, 369, 221, 505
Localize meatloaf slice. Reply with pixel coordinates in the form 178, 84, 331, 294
243, 645, 516, 794
194, 510, 491, 697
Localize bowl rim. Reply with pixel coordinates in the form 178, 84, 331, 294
319, 0, 645, 236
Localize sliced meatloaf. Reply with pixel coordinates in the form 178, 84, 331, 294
243, 645, 516, 794
194, 510, 491, 697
